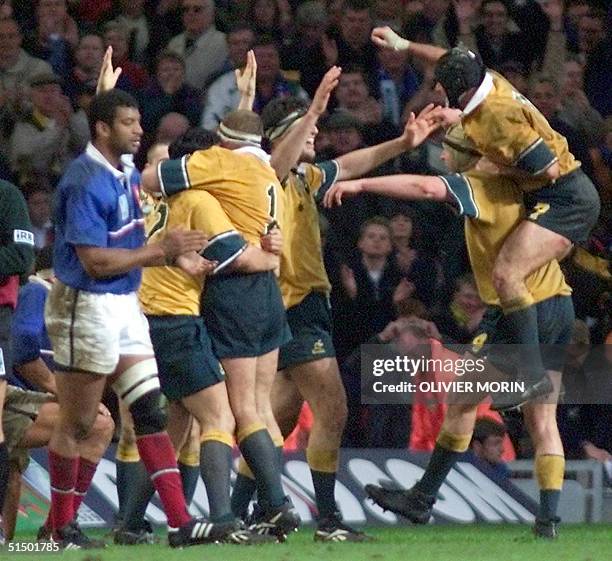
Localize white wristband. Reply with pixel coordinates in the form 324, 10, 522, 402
384, 29, 411, 51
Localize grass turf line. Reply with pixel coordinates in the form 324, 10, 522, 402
2, 525, 610, 561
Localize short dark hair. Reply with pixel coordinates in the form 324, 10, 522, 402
221, 110, 264, 138
261, 96, 309, 133
87, 89, 139, 139
359, 216, 391, 237
472, 418, 507, 445
169, 127, 219, 158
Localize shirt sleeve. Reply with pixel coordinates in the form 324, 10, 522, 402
159, 149, 226, 197
466, 104, 557, 175
438, 174, 480, 218
0, 181, 35, 276
64, 181, 109, 248
305, 160, 340, 202
190, 193, 247, 274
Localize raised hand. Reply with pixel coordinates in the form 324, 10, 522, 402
321, 34, 338, 67
401, 103, 442, 149
97, 46, 122, 94
310, 65, 342, 116
371, 26, 410, 51
323, 180, 363, 208
236, 49, 257, 100
340, 264, 357, 299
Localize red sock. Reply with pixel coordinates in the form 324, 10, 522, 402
49, 450, 78, 532
73, 458, 98, 515
136, 432, 191, 528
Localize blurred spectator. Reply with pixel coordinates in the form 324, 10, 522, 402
376, 47, 420, 127
154, 111, 190, 145
529, 75, 593, 178
0, 0, 13, 20
103, 21, 148, 91
139, 51, 201, 134
201, 24, 255, 129
373, 0, 403, 29
589, 117, 612, 204
560, 57, 605, 147
280, 1, 335, 98
564, 0, 591, 51
71, 0, 114, 30
63, 34, 103, 105
469, 418, 512, 479
336, 217, 402, 357
9, 72, 88, 185
390, 212, 441, 308
579, 9, 611, 117
404, 0, 450, 43
466, 0, 540, 73
247, 0, 292, 44
498, 60, 529, 95
558, 325, 612, 470
329, 0, 378, 90
576, 7, 606, 61
251, 37, 308, 114
166, 0, 228, 91
334, 65, 399, 145
24, 186, 53, 251
22, 0, 76, 81
114, 0, 151, 66
432, 273, 485, 343
0, 18, 53, 115
321, 111, 364, 157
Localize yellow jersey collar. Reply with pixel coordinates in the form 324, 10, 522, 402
462, 72, 494, 117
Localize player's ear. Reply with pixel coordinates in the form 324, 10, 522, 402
94, 120, 111, 141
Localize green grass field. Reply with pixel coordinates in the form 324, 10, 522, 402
3, 525, 611, 561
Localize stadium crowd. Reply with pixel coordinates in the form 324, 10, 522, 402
0, 0, 610, 547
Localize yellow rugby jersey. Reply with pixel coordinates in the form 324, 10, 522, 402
139, 190, 246, 316
461, 71, 579, 191
158, 145, 283, 246
440, 170, 571, 306
280, 161, 339, 309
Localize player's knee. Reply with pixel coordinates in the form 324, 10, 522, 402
70, 416, 97, 442
93, 411, 115, 443
129, 390, 168, 435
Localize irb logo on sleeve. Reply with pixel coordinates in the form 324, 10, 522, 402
13, 229, 35, 246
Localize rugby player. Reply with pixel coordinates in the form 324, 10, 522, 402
324, 124, 572, 538
370, 26, 600, 407
141, 110, 301, 540
134, 128, 281, 544
45, 88, 216, 549
0, 180, 36, 542
230, 66, 439, 541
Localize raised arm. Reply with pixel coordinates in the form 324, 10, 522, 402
270, 66, 341, 181
335, 104, 441, 180
371, 26, 447, 65
236, 50, 257, 111
323, 174, 449, 208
